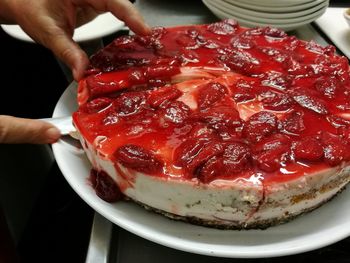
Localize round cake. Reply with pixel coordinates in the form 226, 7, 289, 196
73, 19, 350, 229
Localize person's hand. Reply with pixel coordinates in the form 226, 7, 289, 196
0, 0, 150, 144
1, 0, 150, 81
0, 115, 61, 144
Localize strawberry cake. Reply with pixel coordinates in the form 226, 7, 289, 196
72, 19, 350, 229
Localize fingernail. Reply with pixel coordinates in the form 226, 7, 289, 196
46, 127, 61, 144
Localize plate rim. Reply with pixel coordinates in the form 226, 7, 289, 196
202, 0, 325, 31
212, 0, 329, 19
222, 0, 327, 13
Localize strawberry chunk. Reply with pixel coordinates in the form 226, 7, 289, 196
253, 133, 291, 153
254, 146, 290, 173
113, 91, 146, 116
90, 170, 122, 202
243, 111, 278, 142
197, 156, 223, 183
315, 77, 342, 99
222, 142, 251, 173
86, 72, 130, 99
327, 115, 350, 128
338, 126, 350, 142
175, 33, 197, 47
260, 90, 294, 111
293, 137, 324, 161
90, 44, 151, 72
80, 97, 113, 114
197, 82, 228, 111
291, 88, 328, 115
187, 123, 218, 139
207, 19, 239, 35
221, 49, 261, 75
282, 111, 305, 135
174, 138, 223, 175
145, 65, 180, 79
321, 132, 350, 166
158, 101, 191, 125
260, 71, 291, 91
253, 134, 291, 172
198, 142, 251, 183
231, 78, 255, 103
195, 105, 242, 131
114, 144, 163, 174
148, 86, 182, 108
262, 27, 287, 39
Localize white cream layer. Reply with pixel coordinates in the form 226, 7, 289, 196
80, 134, 350, 228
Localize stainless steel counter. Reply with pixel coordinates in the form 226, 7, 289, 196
135, 0, 217, 27
85, 1, 350, 262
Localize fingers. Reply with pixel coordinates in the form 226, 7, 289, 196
76, 7, 100, 28
73, 0, 151, 35
42, 0, 151, 81
54, 0, 150, 80
7, 0, 90, 81
0, 115, 61, 144
106, 0, 151, 35
45, 30, 90, 81
8, 0, 150, 81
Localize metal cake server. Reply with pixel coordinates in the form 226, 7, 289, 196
41, 116, 76, 136
41, 116, 81, 148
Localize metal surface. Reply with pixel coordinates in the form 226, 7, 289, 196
41, 116, 75, 136
134, 0, 217, 27
85, 213, 113, 263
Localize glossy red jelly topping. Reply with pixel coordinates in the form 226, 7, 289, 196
74, 20, 350, 185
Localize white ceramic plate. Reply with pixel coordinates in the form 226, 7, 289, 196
1, 12, 124, 43
215, 0, 329, 19
202, 0, 326, 31
209, 0, 327, 24
223, 0, 327, 13
234, 0, 317, 7
52, 82, 350, 258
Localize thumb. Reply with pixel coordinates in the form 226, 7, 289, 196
0, 115, 61, 144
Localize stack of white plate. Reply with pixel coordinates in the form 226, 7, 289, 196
202, 0, 329, 31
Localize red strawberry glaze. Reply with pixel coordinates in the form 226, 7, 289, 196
73, 20, 350, 189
